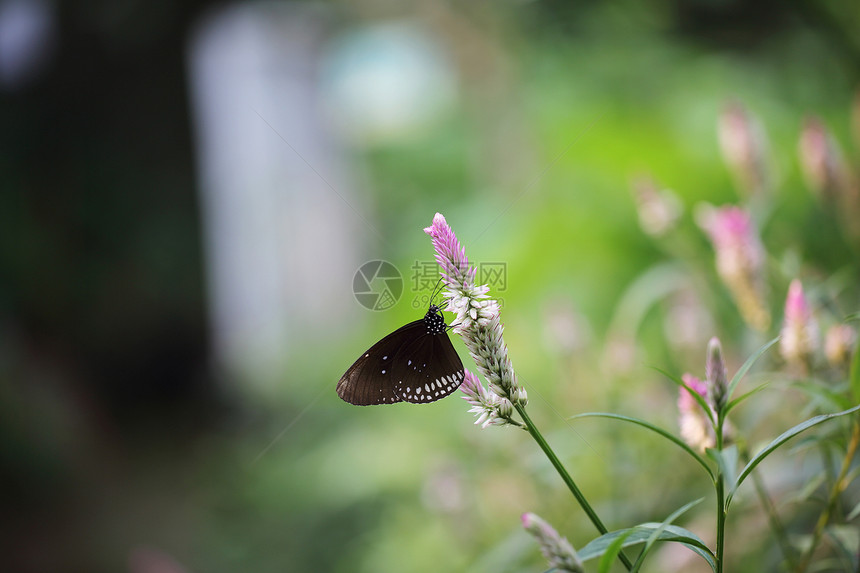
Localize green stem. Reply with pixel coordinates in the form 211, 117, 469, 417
514, 403, 633, 571
715, 472, 726, 573
795, 419, 860, 573
715, 415, 727, 573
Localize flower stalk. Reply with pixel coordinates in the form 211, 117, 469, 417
425, 213, 632, 571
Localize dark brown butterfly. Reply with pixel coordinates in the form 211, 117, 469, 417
337, 305, 465, 405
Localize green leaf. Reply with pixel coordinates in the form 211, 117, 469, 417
850, 333, 860, 403
846, 500, 860, 521
724, 382, 770, 415
726, 337, 779, 402
707, 446, 739, 497
570, 412, 714, 481
598, 528, 636, 573
631, 499, 705, 572
728, 404, 860, 507
579, 520, 715, 572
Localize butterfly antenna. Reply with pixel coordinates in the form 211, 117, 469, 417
429, 277, 445, 306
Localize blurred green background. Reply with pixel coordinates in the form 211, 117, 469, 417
2, 1, 859, 571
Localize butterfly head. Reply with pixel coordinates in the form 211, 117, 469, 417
424, 304, 447, 335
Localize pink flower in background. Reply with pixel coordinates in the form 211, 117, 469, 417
697, 204, 770, 331
798, 117, 848, 201
631, 175, 682, 237
718, 101, 770, 196
798, 117, 860, 240
678, 374, 715, 452
702, 206, 763, 272
825, 324, 856, 367
780, 280, 819, 369
521, 512, 583, 573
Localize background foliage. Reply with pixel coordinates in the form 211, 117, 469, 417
2, 1, 859, 571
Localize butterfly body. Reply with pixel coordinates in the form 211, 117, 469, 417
337, 305, 465, 405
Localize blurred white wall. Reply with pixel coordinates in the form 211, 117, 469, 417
187, 3, 364, 387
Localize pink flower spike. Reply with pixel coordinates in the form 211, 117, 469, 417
678, 374, 715, 452
780, 279, 819, 369
701, 206, 759, 258
424, 213, 527, 413
459, 370, 517, 429
798, 117, 846, 201
696, 204, 770, 330
784, 279, 809, 324
679, 374, 707, 408
459, 370, 484, 401
424, 213, 473, 290
718, 101, 770, 196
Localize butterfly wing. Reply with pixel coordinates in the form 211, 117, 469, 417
336, 320, 424, 405
392, 331, 464, 404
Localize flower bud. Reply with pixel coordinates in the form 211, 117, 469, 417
718, 102, 770, 196
706, 338, 728, 413
631, 175, 682, 236
521, 513, 583, 573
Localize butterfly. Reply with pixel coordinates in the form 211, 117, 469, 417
337, 304, 465, 405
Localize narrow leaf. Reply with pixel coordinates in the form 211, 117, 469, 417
707, 446, 739, 496
598, 528, 636, 573
846, 500, 860, 521
632, 499, 704, 571
653, 367, 713, 425
726, 337, 779, 401
570, 412, 714, 480
730, 404, 860, 506
724, 382, 770, 416
579, 523, 715, 571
